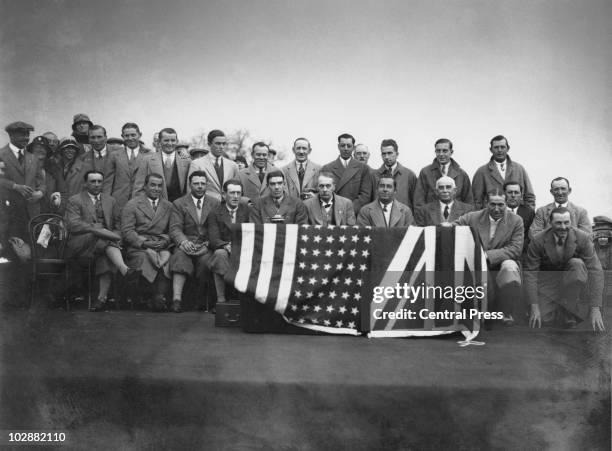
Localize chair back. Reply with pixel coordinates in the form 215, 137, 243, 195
28, 214, 68, 261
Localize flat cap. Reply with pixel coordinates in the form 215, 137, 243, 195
593, 216, 612, 231
176, 141, 190, 149
5, 121, 35, 133
189, 147, 208, 155
107, 137, 124, 145
72, 113, 93, 130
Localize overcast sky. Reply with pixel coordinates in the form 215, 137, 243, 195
1, 0, 610, 216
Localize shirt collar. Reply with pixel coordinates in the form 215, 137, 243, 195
439, 200, 453, 209
385, 162, 398, 173
126, 145, 140, 154
380, 200, 393, 210
555, 202, 568, 208
489, 215, 502, 224
88, 192, 100, 202
93, 146, 107, 156
192, 194, 204, 205
9, 142, 22, 154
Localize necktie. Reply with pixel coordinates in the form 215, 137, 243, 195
129, 148, 135, 161
17, 150, 24, 165
383, 167, 392, 177
298, 164, 305, 188
196, 199, 202, 210
322, 203, 331, 210
274, 198, 281, 209
443, 205, 449, 220
229, 209, 236, 224
214, 157, 224, 185
441, 164, 447, 176
94, 196, 106, 227
214, 157, 220, 170
258, 170, 264, 184
382, 204, 389, 227
164, 156, 172, 168
557, 236, 564, 246
96, 150, 103, 159
152, 200, 157, 211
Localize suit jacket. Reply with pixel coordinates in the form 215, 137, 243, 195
320, 157, 372, 213
208, 201, 251, 249
472, 156, 535, 210
515, 205, 535, 252
103, 146, 153, 208
0, 144, 46, 220
238, 165, 273, 200
81, 149, 111, 175
249, 195, 308, 225
169, 194, 220, 245
529, 201, 591, 238
46, 157, 89, 206
413, 158, 473, 209
524, 227, 603, 306
303, 194, 356, 226
415, 200, 473, 226
133, 152, 191, 200
188, 154, 239, 201
453, 209, 524, 267
281, 160, 321, 198
121, 194, 173, 249
356, 200, 415, 227
373, 163, 418, 211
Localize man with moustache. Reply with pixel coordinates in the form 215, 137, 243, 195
472, 135, 535, 210
303, 172, 356, 226
103, 122, 153, 209
122, 173, 173, 311
374, 139, 418, 211
239, 142, 274, 201
525, 207, 604, 331
353, 143, 371, 166
529, 177, 591, 237
357, 176, 415, 227
413, 138, 473, 209
188, 129, 239, 202
415, 176, 473, 226
282, 137, 321, 201
249, 171, 308, 225
504, 181, 535, 253
134, 127, 190, 202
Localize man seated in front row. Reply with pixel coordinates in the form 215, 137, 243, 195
121, 173, 173, 311
303, 172, 356, 226
249, 170, 308, 225
415, 176, 473, 226
65, 170, 140, 311
450, 190, 523, 324
169, 171, 220, 312
208, 179, 251, 303
524, 207, 604, 331
357, 176, 414, 227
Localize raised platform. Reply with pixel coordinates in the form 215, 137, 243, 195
1, 308, 610, 450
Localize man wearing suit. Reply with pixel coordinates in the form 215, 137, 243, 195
472, 135, 535, 210
504, 181, 535, 253
65, 170, 139, 311
238, 142, 274, 201
121, 173, 173, 311
103, 122, 153, 209
357, 176, 415, 227
524, 207, 604, 331
413, 138, 473, 209
415, 176, 473, 226
529, 177, 591, 238
282, 137, 321, 201
169, 171, 220, 312
250, 171, 308, 225
303, 172, 356, 226
0, 121, 46, 241
208, 179, 251, 303
133, 127, 190, 202
321, 133, 372, 214
452, 190, 524, 323
188, 129, 239, 201
82, 125, 112, 175
374, 139, 418, 211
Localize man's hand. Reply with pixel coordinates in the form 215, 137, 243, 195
13, 184, 34, 198
51, 192, 61, 207
142, 239, 163, 250
591, 307, 605, 332
28, 190, 43, 202
180, 240, 197, 254
95, 228, 121, 241
224, 243, 231, 254
529, 304, 541, 328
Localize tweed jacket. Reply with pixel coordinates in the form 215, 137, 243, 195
356, 199, 415, 227
303, 193, 356, 226
415, 200, 473, 226
413, 158, 473, 209
471, 156, 535, 209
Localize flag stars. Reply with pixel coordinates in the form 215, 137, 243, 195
300, 248, 308, 255
336, 320, 344, 327
311, 263, 319, 270
297, 276, 304, 284
354, 293, 362, 301
302, 304, 310, 311
337, 249, 346, 257
326, 305, 335, 312
326, 236, 334, 243
299, 262, 306, 269
313, 235, 322, 243
321, 277, 329, 285
323, 263, 331, 271
362, 250, 370, 257
341, 292, 349, 300
291, 304, 298, 311
364, 236, 371, 244
350, 249, 357, 257
306, 291, 314, 298
313, 305, 321, 312
311, 318, 319, 324
301, 234, 309, 242
336, 263, 343, 270
348, 321, 356, 329
351, 235, 359, 243
294, 290, 302, 298
356, 279, 363, 286
344, 278, 352, 286
298, 318, 305, 324
339, 235, 347, 243
323, 319, 331, 326
308, 277, 317, 285
318, 292, 325, 298
329, 291, 337, 299
325, 250, 333, 257
359, 264, 367, 271
346, 263, 355, 271
339, 306, 347, 313
332, 277, 340, 284
351, 307, 359, 315
312, 249, 320, 257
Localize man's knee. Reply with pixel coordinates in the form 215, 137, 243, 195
496, 259, 521, 287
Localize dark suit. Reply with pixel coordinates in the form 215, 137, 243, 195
374, 163, 418, 211
238, 165, 273, 200
415, 200, 473, 226
103, 146, 153, 209
529, 202, 591, 238
320, 157, 372, 213
281, 160, 321, 199
413, 158, 473, 209
208, 201, 251, 276
133, 152, 191, 201
188, 154, 240, 202
356, 200, 414, 227
250, 195, 308, 225
303, 194, 356, 226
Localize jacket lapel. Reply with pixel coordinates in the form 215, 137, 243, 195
3, 147, 24, 176
81, 191, 97, 221
564, 229, 577, 262
488, 160, 504, 185
137, 196, 155, 220
373, 203, 387, 227
303, 163, 317, 187
177, 156, 190, 191
478, 211, 491, 249
337, 159, 359, 190
101, 195, 113, 227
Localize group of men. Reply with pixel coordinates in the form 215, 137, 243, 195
0, 117, 606, 331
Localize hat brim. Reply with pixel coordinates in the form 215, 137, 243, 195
71, 121, 94, 131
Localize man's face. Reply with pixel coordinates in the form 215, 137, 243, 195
490, 139, 509, 163
224, 183, 242, 209
377, 177, 396, 203
9, 131, 30, 149
551, 212, 571, 239
435, 142, 453, 165
31, 145, 47, 162
43, 134, 59, 152
487, 194, 507, 220
62, 146, 77, 162
381, 146, 398, 167
293, 139, 311, 163
209, 135, 227, 158
159, 132, 177, 154
236, 160, 246, 170
75, 121, 90, 134
267, 152, 276, 163
85, 173, 103, 195
436, 181, 456, 203
121, 127, 142, 149
354, 146, 369, 163
144, 176, 163, 200
252, 145, 269, 169
190, 175, 207, 198
317, 175, 335, 201
550, 179, 571, 204
338, 138, 354, 160
268, 176, 284, 199
504, 184, 522, 208
89, 128, 107, 151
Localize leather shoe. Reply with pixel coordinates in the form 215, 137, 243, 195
172, 299, 182, 313
91, 298, 106, 312
152, 294, 168, 312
